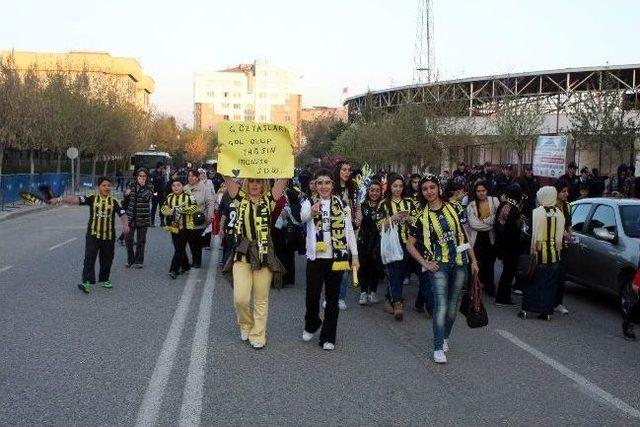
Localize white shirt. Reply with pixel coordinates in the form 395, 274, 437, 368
300, 198, 358, 260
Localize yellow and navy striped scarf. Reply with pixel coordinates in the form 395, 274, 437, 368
235, 191, 274, 262
418, 201, 467, 265
313, 195, 350, 271
162, 192, 198, 232
538, 206, 561, 264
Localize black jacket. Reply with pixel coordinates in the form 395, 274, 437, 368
124, 183, 153, 227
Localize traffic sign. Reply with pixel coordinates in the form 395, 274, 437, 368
66, 147, 79, 160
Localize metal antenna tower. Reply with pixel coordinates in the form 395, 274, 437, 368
413, 0, 434, 84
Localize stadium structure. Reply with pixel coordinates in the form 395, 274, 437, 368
344, 64, 640, 173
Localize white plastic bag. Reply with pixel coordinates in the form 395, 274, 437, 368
380, 219, 404, 265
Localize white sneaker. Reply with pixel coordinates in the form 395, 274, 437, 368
240, 331, 249, 342
250, 341, 265, 349
368, 293, 379, 304
302, 330, 314, 342
322, 300, 327, 309
443, 339, 449, 353
555, 304, 569, 315
358, 292, 368, 305
322, 342, 335, 351
433, 350, 447, 364
338, 299, 347, 310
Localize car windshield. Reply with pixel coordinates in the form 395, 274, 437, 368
619, 205, 640, 238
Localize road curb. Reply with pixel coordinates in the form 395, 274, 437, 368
0, 205, 49, 223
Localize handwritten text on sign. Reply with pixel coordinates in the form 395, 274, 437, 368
218, 121, 294, 178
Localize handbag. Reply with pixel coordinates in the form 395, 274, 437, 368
632, 268, 640, 291
380, 219, 404, 265
460, 272, 489, 328
516, 253, 536, 281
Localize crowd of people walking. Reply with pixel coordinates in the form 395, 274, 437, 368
50, 158, 640, 363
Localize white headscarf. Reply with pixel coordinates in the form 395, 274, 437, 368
536, 186, 557, 208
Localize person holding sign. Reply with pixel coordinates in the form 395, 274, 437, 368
222, 176, 288, 350
300, 169, 359, 350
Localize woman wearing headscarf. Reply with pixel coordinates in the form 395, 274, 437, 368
465, 180, 500, 295
406, 175, 479, 364
519, 186, 564, 320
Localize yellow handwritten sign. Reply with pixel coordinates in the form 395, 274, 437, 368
217, 121, 294, 178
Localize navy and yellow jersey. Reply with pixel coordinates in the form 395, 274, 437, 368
161, 192, 199, 230
410, 201, 468, 266
219, 194, 238, 235
537, 206, 561, 264
234, 191, 276, 242
78, 194, 126, 241
448, 200, 468, 225
376, 197, 417, 243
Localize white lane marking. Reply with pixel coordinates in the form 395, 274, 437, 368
497, 329, 640, 419
48, 237, 77, 251
179, 238, 221, 427
0, 266, 13, 273
135, 268, 201, 427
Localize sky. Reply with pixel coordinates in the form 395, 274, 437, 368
2, 0, 639, 125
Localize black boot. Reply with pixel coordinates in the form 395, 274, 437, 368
623, 320, 637, 341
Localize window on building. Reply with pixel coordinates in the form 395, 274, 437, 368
224, 92, 229, 97
223, 115, 230, 120
233, 104, 241, 109
285, 115, 290, 121
222, 103, 230, 108
233, 115, 242, 120
207, 91, 215, 97
258, 115, 266, 121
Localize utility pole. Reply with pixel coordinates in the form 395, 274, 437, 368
414, 0, 435, 84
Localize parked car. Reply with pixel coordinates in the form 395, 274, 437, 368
564, 198, 640, 315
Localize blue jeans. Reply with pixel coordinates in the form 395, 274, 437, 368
418, 271, 435, 315
338, 271, 350, 300
429, 264, 468, 351
385, 252, 408, 302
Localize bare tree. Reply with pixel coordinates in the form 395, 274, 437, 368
494, 96, 544, 173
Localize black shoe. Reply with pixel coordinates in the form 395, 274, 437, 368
179, 267, 191, 274
517, 311, 528, 319
414, 303, 426, 313
538, 314, 552, 321
496, 300, 515, 306
125, 263, 132, 268
169, 272, 177, 280
623, 321, 637, 341
192, 263, 201, 269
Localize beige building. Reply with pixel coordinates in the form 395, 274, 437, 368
0, 50, 154, 110
301, 106, 347, 123
193, 59, 302, 145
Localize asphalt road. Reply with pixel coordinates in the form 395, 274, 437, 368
1, 206, 639, 426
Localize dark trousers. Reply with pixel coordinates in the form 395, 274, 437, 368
556, 249, 568, 306
187, 229, 203, 266
273, 228, 296, 285
385, 250, 408, 302
357, 249, 382, 294
496, 251, 519, 304
418, 271, 435, 314
222, 233, 237, 265
170, 230, 190, 274
126, 226, 148, 265
475, 232, 496, 295
82, 235, 115, 284
626, 300, 640, 324
305, 259, 342, 345
151, 195, 164, 226
201, 232, 212, 249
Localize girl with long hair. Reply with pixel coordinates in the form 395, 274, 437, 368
406, 175, 479, 364
357, 180, 384, 305
377, 173, 417, 321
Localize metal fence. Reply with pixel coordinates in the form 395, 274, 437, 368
0, 173, 71, 210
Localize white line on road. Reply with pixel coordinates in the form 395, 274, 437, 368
135, 268, 201, 427
0, 265, 13, 273
48, 237, 77, 251
179, 238, 221, 427
497, 329, 640, 420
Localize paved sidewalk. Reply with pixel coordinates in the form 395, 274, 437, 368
0, 203, 49, 223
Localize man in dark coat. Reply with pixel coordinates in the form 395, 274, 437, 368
150, 162, 167, 227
